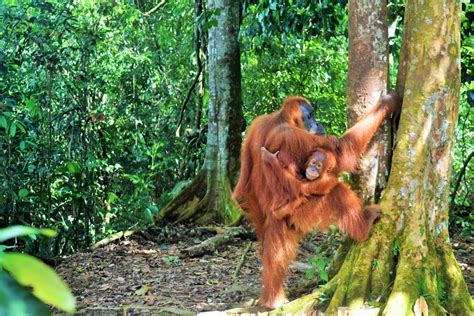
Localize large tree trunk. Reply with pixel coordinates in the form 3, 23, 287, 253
273, 0, 473, 314
346, 0, 390, 204
156, 0, 244, 225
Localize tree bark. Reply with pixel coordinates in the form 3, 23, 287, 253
156, 0, 244, 225
270, 0, 473, 314
346, 0, 390, 204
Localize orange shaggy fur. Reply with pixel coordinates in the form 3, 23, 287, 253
233, 94, 400, 309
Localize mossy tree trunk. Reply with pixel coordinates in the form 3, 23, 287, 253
276, 0, 473, 314
346, 0, 390, 204
156, 0, 244, 225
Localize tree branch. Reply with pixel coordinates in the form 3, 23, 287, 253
181, 226, 250, 257
175, 71, 201, 137
176, 0, 205, 137
142, 0, 166, 17
450, 151, 473, 204
232, 241, 253, 280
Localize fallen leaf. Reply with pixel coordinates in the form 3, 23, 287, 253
98, 283, 111, 291
413, 296, 429, 316
135, 284, 155, 296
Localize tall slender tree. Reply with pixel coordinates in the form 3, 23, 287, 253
346, 0, 390, 204
156, 0, 244, 224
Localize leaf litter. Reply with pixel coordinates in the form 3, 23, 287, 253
55, 225, 473, 314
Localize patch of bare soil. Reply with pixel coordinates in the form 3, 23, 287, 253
55, 226, 473, 314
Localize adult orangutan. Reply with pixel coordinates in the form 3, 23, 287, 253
232, 93, 400, 308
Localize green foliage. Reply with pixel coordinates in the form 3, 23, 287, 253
0, 0, 471, 255
162, 255, 179, 263
0, 0, 351, 255
243, 0, 347, 40
1, 253, 76, 313
0, 226, 56, 243
450, 82, 474, 237
0, 0, 199, 253
241, 2, 349, 135
436, 275, 448, 306
393, 239, 400, 256
306, 252, 332, 282
0, 225, 75, 315
0, 273, 51, 316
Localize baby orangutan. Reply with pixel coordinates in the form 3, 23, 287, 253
260, 146, 339, 220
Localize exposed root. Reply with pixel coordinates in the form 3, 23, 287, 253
181, 226, 251, 257
156, 171, 243, 225
369, 235, 395, 297
156, 171, 207, 223
437, 238, 474, 314
269, 279, 338, 315
328, 238, 353, 278
312, 220, 396, 315
346, 239, 379, 308
232, 241, 253, 280
325, 245, 359, 313
287, 278, 320, 299
92, 230, 135, 249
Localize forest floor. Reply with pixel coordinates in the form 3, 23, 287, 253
56, 224, 473, 315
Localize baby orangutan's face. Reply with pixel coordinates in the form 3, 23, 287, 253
305, 151, 327, 180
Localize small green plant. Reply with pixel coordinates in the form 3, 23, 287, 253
0, 226, 76, 315
437, 278, 448, 306
306, 253, 332, 282
162, 256, 179, 263
419, 277, 432, 299
393, 239, 400, 256
372, 258, 379, 269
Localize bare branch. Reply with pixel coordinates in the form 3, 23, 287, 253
142, 0, 166, 17
450, 151, 473, 204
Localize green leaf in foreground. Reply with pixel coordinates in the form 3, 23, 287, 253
0, 226, 57, 243
0, 253, 76, 313
0, 272, 51, 316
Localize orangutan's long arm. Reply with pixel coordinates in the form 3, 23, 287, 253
336, 93, 401, 173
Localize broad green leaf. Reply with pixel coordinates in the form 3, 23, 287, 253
202, 20, 218, 31
66, 161, 81, 175
145, 208, 154, 224
25, 98, 40, 117
18, 189, 29, 199
15, 121, 26, 134
0, 272, 51, 316
316, 260, 326, 271
107, 192, 118, 203
305, 268, 316, 279
0, 116, 7, 130
203, 89, 210, 106
0, 226, 57, 243
9, 122, 16, 137
0, 253, 76, 313
320, 271, 329, 282
28, 164, 35, 173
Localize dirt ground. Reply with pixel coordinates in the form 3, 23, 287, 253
56, 225, 473, 314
